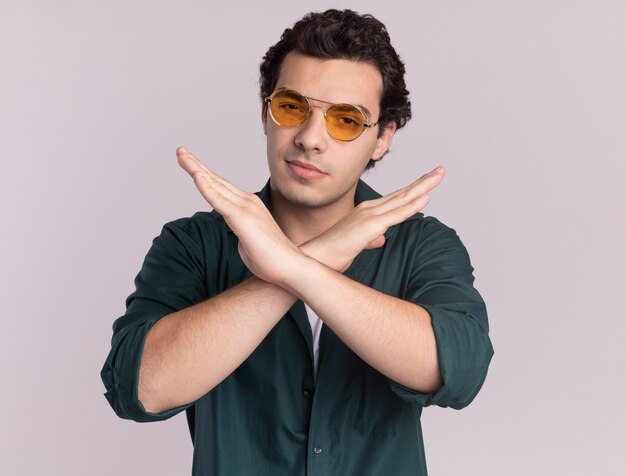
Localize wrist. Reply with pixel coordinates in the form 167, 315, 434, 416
299, 239, 351, 273
274, 252, 324, 296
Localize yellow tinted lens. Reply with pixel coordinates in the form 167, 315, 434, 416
326, 105, 367, 141
269, 90, 309, 126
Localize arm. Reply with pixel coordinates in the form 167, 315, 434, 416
114, 148, 409, 416
276, 257, 442, 393
283, 219, 494, 407
102, 219, 335, 420
138, 277, 296, 414
102, 147, 456, 420
175, 148, 450, 395
390, 218, 493, 408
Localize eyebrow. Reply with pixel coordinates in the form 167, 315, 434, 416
309, 95, 372, 116
356, 104, 372, 117
277, 86, 374, 118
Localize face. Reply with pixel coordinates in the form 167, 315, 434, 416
263, 52, 396, 212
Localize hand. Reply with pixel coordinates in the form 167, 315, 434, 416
300, 166, 445, 272
176, 146, 305, 285
177, 145, 445, 280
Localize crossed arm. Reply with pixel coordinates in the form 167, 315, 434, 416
138, 147, 445, 414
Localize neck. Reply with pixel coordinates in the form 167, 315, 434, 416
269, 187, 356, 246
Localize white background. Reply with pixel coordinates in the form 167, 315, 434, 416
1, 0, 625, 474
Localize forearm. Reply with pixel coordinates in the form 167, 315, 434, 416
138, 276, 296, 413
155, 149, 446, 409
281, 256, 442, 393
137, 236, 353, 414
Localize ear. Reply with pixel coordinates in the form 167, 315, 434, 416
371, 122, 397, 162
261, 103, 268, 135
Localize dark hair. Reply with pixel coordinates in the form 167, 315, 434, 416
259, 9, 411, 169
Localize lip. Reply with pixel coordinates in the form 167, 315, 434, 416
287, 160, 327, 179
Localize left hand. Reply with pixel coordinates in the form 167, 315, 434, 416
300, 165, 445, 272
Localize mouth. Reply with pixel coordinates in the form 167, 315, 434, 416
288, 160, 325, 173
286, 160, 327, 179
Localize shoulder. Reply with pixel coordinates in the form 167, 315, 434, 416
155, 209, 235, 259
395, 212, 462, 246
165, 209, 229, 236
390, 213, 472, 270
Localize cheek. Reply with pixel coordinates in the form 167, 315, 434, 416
345, 141, 377, 169
266, 126, 292, 153
265, 132, 282, 161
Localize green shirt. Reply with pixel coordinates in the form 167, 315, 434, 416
101, 179, 494, 475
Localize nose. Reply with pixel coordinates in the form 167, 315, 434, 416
294, 106, 328, 154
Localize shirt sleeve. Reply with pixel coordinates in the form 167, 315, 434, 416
100, 218, 208, 422
389, 216, 494, 409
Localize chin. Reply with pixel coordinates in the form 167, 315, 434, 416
269, 161, 354, 210
277, 180, 358, 211
277, 184, 329, 208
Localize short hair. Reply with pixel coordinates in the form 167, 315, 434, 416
259, 9, 411, 169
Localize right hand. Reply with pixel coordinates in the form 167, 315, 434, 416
177, 146, 307, 285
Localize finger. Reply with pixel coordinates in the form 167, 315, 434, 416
189, 169, 239, 214
372, 167, 444, 215
363, 235, 386, 250
389, 166, 444, 201
377, 193, 432, 229
176, 146, 219, 180
177, 147, 253, 210
176, 146, 248, 199
358, 166, 443, 213
176, 146, 231, 186
359, 193, 433, 240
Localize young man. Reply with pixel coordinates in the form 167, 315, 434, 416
102, 9, 493, 475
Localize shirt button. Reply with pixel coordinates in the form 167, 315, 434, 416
313, 446, 322, 455
303, 389, 312, 397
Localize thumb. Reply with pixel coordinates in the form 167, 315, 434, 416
364, 235, 386, 250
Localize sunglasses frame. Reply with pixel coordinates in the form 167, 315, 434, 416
264, 88, 379, 142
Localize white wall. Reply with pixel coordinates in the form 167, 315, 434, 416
1, 1, 624, 474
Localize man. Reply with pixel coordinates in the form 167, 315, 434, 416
102, 9, 493, 475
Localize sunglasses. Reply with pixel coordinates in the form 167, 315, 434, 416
264, 88, 378, 142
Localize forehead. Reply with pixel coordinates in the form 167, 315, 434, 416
275, 52, 383, 112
